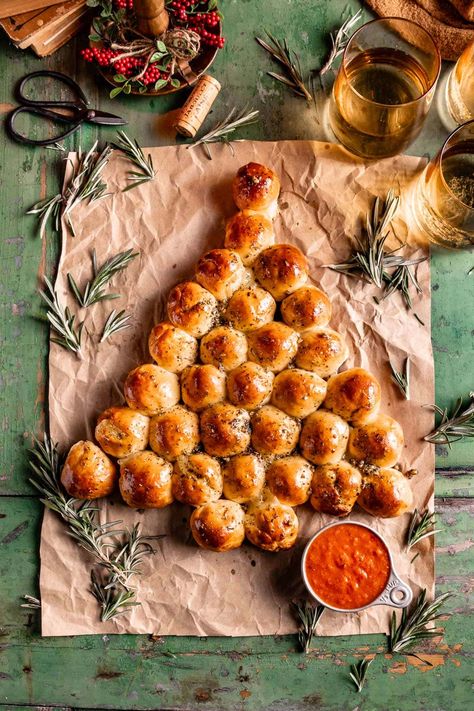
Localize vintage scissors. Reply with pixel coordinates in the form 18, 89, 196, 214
6, 70, 127, 146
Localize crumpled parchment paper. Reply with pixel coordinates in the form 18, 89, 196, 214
39, 140, 434, 637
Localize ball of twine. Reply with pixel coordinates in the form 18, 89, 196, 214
164, 28, 201, 61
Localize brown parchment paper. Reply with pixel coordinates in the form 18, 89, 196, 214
40, 140, 434, 637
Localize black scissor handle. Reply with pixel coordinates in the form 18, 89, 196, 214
6, 106, 83, 146
16, 70, 89, 109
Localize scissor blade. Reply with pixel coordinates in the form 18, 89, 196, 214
88, 109, 127, 126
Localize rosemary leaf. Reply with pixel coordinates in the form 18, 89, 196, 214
21, 594, 41, 609
68, 249, 138, 308
90, 570, 139, 622
189, 108, 260, 160
291, 599, 325, 653
388, 589, 453, 656
349, 656, 373, 693
39, 277, 83, 357
406, 509, 441, 550
256, 32, 312, 101
100, 308, 132, 342
113, 131, 156, 190
424, 393, 474, 447
390, 357, 410, 400
319, 9, 363, 75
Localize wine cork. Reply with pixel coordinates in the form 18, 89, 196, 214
175, 75, 222, 138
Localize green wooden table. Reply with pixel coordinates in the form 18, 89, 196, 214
0, 1, 473, 708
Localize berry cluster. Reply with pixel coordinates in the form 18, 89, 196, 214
81, 46, 117, 67
114, 0, 134, 8
169, 1, 225, 48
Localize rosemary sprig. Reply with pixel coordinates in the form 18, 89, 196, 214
91, 570, 140, 622
382, 263, 423, 310
349, 656, 373, 693
291, 599, 325, 653
319, 9, 363, 75
28, 141, 111, 238
21, 594, 41, 609
68, 249, 138, 308
390, 357, 410, 400
100, 308, 132, 342
189, 108, 260, 160
424, 393, 474, 447
388, 589, 453, 657
39, 277, 84, 357
256, 32, 312, 101
112, 131, 156, 191
406, 509, 441, 550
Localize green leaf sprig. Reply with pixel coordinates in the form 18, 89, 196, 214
388, 589, 453, 659
39, 277, 84, 357
68, 249, 138, 308
424, 393, 474, 447
349, 656, 373, 693
100, 308, 132, 342
406, 509, 441, 550
189, 107, 259, 160
291, 599, 325, 653
112, 131, 156, 190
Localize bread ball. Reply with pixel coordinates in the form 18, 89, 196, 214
225, 211, 275, 265
149, 405, 199, 461
253, 244, 308, 301
181, 364, 226, 412
195, 249, 245, 301
200, 326, 248, 371
299, 410, 349, 465
190, 500, 245, 552
226, 361, 274, 410
167, 281, 218, 338
281, 286, 332, 331
247, 322, 299, 372
245, 495, 299, 552
358, 467, 414, 518
348, 414, 404, 468
251, 405, 300, 456
271, 368, 327, 418
310, 461, 362, 516
61, 441, 117, 500
225, 286, 276, 332
172, 453, 222, 506
124, 364, 180, 416
324, 367, 381, 425
295, 328, 348, 378
119, 451, 173, 508
222, 454, 265, 503
95, 407, 150, 458
266, 456, 313, 506
200, 403, 251, 457
148, 322, 198, 373
232, 162, 280, 218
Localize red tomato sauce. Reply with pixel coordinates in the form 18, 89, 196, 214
304, 523, 391, 610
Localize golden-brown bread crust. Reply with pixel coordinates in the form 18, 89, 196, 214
281, 286, 332, 331
124, 363, 180, 416
348, 414, 404, 468
118, 450, 173, 508
190, 500, 245, 552
250, 405, 300, 456
61, 440, 117, 500
226, 361, 274, 410
271, 368, 327, 418
222, 454, 265, 503
148, 322, 198, 373
167, 281, 218, 338
200, 402, 251, 457
295, 327, 349, 378
149, 405, 199, 461
200, 326, 248, 371
224, 211, 275, 265
247, 321, 299, 372
266, 456, 313, 506
95, 407, 150, 458
245, 494, 299, 551
310, 461, 362, 516
232, 162, 280, 213
195, 249, 245, 301
357, 467, 413, 518
225, 285, 276, 332
324, 367, 381, 425
172, 453, 222, 506
299, 409, 350, 465
181, 364, 226, 412
253, 244, 308, 300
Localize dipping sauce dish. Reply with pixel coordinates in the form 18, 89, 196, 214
301, 521, 413, 613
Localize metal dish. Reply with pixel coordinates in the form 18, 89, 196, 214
301, 520, 413, 613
